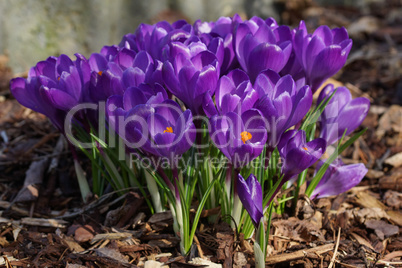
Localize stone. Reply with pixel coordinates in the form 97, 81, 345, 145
0, 0, 168, 73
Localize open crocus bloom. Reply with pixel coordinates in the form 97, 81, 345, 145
210, 109, 267, 168
88, 48, 162, 103
310, 158, 367, 199
110, 98, 196, 161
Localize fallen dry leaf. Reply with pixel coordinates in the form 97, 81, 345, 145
94, 247, 130, 264
14, 158, 48, 202
365, 220, 399, 240
273, 217, 325, 243
350, 232, 375, 251
384, 190, 402, 209
376, 105, 402, 139
379, 170, 402, 191
355, 191, 387, 209
74, 224, 95, 243
385, 152, 402, 168
353, 207, 390, 224
386, 210, 402, 226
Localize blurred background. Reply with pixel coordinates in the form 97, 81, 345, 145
0, 0, 400, 75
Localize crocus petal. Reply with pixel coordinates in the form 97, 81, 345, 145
279, 130, 326, 181
305, 36, 327, 75
195, 64, 219, 97
319, 86, 370, 145
56, 54, 74, 74
216, 75, 237, 108
253, 69, 280, 97
202, 92, 218, 118
114, 48, 136, 69
232, 144, 254, 168
332, 27, 349, 44
209, 115, 231, 158
247, 43, 287, 81
46, 88, 78, 110
122, 67, 146, 87
162, 61, 181, 96
309, 46, 346, 90
10, 78, 42, 113
313, 25, 333, 46
59, 69, 81, 101
89, 53, 108, 72
220, 93, 241, 114
237, 174, 263, 227
123, 87, 148, 110
286, 85, 312, 127
311, 161, 367, 199
323, 97, 370, 145
235, 24, 253, 70
153, 132, 176, 157
133, 51, 153, 72
173, 110, 196, 155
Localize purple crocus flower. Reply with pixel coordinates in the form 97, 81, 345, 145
162, 41, 220, 115
10, 54, 91, 131
234, 16, 292, 81
210, 109, 267, 168
119, 20, 193, 61
278, 129, 326, 182
106, 83, 168, 134
310, 158, 367, 199
318, 84, 370, 145
254, 70, 312, 151
293, 21, 353, 92
131, 100, 196, 160
203, 69, 258, 117
88, 48, 162, 103
194, 14, 243, 74
10, 75, 65, 132
108, 93, 195, 161
237, 173, 263, 227
42, 54, 90, 111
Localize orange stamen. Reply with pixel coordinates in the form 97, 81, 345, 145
240, 131, 252, 144
163, 127, 173, 133
302, 147, 308, 151
98, 71, 103, 76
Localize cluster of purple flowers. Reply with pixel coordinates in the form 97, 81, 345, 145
10, 15, 369, 223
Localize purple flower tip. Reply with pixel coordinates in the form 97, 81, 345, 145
310, 159, 368, 199
237, 173, 263, 227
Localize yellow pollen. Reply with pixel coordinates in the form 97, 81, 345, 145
163, 127, 173, 133
98, 71, 103, 76
240, 131, 252, 144
302, 147, 308, 151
